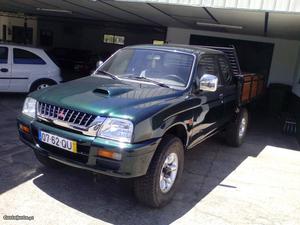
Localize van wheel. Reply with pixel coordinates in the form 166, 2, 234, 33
30, 80, 56, 92
226, 108, 248, 147
34, 150, 63, 169
134, 135, 184, 208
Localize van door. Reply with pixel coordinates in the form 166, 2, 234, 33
0, 46, 11, 91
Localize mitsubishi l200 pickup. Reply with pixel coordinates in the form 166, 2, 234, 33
17, 44, 263, 207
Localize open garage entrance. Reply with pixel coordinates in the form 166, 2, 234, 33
190, 34, 274, 82
37, 18, 166, 81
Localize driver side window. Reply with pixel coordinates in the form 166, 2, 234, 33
198, 55, 221, 84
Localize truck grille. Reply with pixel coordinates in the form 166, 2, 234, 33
37, 102, 97, 129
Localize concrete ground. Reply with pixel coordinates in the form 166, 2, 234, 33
0, 94, 299, 225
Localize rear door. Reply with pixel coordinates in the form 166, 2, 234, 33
217, 55, 237, 123
0, 46, 11, 91
11, 48, 46, 92
190, 55, 225, 146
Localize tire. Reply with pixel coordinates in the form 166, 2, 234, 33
34, 150, 63, 169
226, 108, 249, 147
30, 80, 56, 92
134, 135, 184, 208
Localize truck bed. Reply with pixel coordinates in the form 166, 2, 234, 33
239, 73, 265, 105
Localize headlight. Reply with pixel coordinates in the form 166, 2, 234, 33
22, 97, 37, 118
97, 118, 133, 143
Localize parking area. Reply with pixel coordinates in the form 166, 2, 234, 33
0, 94, 299, 225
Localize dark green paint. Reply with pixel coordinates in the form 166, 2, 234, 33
19, 45, 239, 177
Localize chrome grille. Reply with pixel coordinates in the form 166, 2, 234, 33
37, 102, 97, 129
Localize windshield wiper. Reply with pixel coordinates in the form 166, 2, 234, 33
96, 70, 119, 80
124, 75, 170, 88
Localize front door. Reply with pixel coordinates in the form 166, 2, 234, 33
189, 55, 225, 147
0, 46, 11, 91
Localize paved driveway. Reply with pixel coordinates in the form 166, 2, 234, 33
0, 94, 299, 225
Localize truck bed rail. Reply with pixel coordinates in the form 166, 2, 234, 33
196, 45, 241, 76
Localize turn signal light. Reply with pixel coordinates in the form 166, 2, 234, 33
97, 149, 122, 160
19, 124, 30, 134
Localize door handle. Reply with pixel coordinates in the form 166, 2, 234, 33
0, 68, 8, 73
219, 93, 224, 104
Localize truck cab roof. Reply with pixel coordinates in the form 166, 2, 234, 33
128, 44, 241, 76
128, 44, 224, 55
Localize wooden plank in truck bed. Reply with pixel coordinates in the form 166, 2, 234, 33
240, 73, 265, 105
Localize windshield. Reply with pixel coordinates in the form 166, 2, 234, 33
96, 48, 195, 88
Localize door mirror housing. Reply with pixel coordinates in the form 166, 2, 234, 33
96, 60, 104, 68
199, 74, 218, 92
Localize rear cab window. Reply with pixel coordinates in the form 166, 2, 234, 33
217, 55, 234, 86
13, 48, 46, 65
0, 47, 8, 64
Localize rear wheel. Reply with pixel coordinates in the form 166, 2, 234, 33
226, 108, 249, 147
34, 150, 63, 169
134, 135, 184, 208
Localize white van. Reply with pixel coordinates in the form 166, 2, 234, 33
0, 44, 62, 92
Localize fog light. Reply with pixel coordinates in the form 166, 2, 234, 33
97, 149, 122, 160
19, 124, 30, 134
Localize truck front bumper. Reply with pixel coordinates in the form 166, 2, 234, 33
17, 115, 160, 178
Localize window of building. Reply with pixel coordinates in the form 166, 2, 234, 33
103, 34, 125, 45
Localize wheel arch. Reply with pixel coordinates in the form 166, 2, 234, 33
29, 78, 57, 92
162, 123, 189, 149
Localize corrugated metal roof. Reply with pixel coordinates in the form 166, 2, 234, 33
119, 0, 300, 13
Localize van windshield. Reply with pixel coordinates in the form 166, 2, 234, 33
96, 48, 195, 88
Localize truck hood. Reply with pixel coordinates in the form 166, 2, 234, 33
30, 76, 185, 122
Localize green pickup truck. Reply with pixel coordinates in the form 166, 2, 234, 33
18, 44, 249, 207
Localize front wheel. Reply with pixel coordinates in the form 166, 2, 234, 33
134, 135, 184, 208
225, 108, 249, 147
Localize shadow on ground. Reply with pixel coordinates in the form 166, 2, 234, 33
1, 94, 299, 225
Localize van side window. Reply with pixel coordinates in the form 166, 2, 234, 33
0, 47, 8, 64
13, 48, 46, 65
218, 56, 233, 85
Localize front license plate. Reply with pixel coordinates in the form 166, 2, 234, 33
38, 131, 77, 153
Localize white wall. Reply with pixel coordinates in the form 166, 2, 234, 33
166, 27, 300, 94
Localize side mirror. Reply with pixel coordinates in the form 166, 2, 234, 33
96, 60, 104, 68
199, 74, 218, 92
